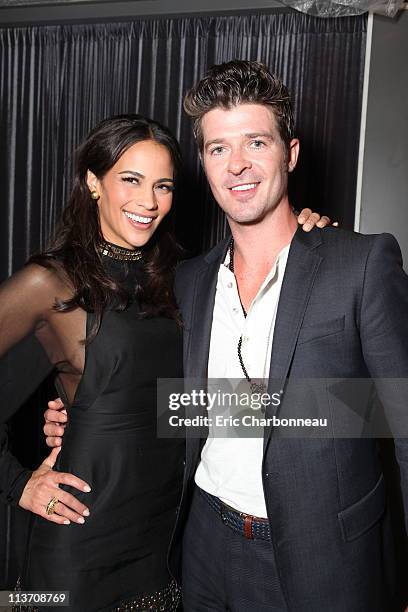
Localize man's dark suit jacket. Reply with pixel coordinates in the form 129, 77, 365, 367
170, 226, 408, 612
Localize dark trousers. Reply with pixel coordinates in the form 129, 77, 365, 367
182, 486, 287, 612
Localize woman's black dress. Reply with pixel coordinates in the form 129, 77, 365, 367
0, 248, 184, 611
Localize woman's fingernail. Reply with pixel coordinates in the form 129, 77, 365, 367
83, 509, 90, 517
63, 520, 70, 525
84, 485, 91, 492
77, 517, 85, 524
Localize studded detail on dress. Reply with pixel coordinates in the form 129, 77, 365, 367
111, 579, 181, 611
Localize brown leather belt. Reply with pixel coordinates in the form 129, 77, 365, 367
200, 487, 271, 541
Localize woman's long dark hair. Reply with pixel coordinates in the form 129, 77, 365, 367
29, 114, 183, 341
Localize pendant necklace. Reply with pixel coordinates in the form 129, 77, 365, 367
228, 238, 274, 395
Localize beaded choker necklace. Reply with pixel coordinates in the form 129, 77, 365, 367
98, 241, 143, 262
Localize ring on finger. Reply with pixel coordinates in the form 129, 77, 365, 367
45, 496, 59, 515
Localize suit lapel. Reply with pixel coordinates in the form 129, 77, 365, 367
264, 228, 323, 450
184, 238, 229, 380
183, 238, 229, 476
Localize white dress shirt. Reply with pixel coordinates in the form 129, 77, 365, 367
195, 244, 290, 517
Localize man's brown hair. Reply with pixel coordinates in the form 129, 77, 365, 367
183, 60, 295, 153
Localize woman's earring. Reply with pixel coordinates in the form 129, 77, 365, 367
90, 190, 100, 201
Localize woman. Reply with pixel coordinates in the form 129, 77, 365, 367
0, 114, 328, 611
1, 115, 184, 611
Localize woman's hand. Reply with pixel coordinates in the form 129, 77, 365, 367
19, 446, 91, 525
297, 208, 338, 232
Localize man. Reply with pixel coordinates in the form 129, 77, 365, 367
170, 60, 408, 611
45, 61, 408, 611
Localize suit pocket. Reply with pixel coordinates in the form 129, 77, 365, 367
297, 315, 345, 345
338, 473, 386, 542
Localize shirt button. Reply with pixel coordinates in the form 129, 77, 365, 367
243, 336, 249, 343
233, 307, 239, 314
227, 282, 233, 288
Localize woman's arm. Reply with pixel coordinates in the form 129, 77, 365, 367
0, 264, 91, 524
0, 265, 55, 504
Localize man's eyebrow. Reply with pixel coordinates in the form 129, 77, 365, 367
244, 132, 275, 140
204, 139, 224, 150
204, 133, 276, 149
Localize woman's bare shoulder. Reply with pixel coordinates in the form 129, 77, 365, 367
2, 260, 73, 303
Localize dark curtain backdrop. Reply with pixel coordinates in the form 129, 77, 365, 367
0, 11, 367, 586
0, 13, 367, 276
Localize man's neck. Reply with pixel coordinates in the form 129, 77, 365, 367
229, 201, 298, 272
226, 201, 297, 314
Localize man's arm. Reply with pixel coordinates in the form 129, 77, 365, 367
359, 233, 408, 530
44, 398, 67, 447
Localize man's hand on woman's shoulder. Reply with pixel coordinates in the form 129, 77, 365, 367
297, 207, 338, 232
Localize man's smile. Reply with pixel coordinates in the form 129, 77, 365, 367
229, 182, 259, 192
